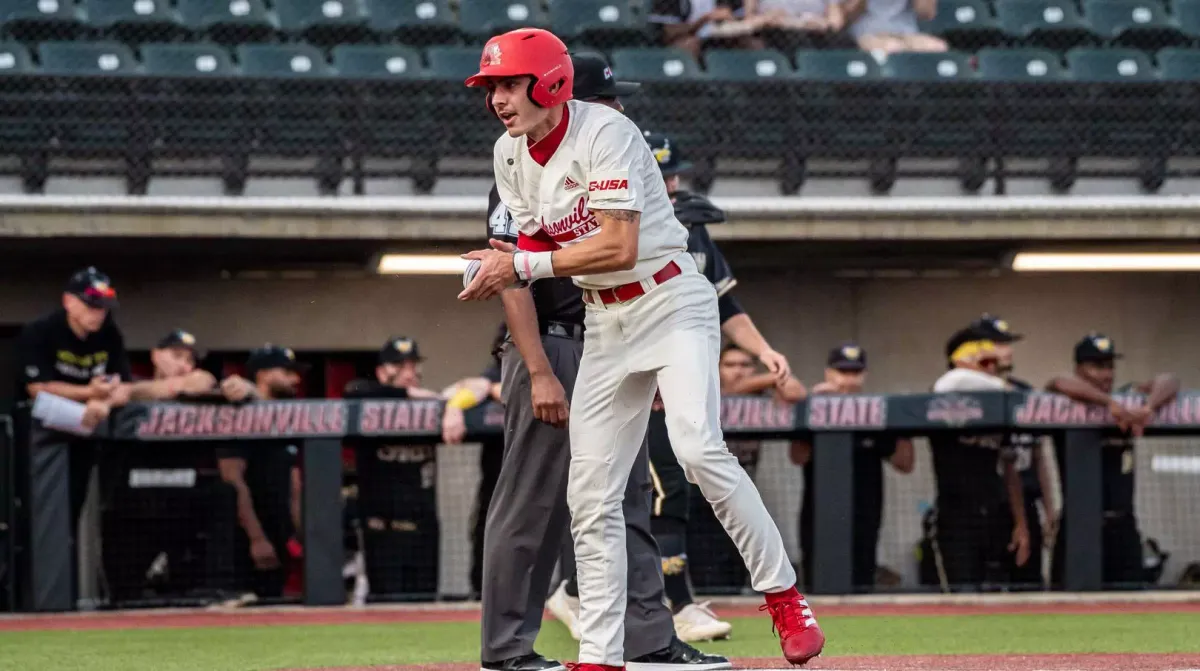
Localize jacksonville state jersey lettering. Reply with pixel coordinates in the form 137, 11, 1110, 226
542, 197, 598, 243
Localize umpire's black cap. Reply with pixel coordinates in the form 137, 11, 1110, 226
379, 336, 423, 365
571, 51, 640, 100
827, 342, 867, 372
643, 131, 693, 176
246, 344, 310, 377
65, 266, 118, 309
1074, 332, 1123, 363
969, 313, 1023, 343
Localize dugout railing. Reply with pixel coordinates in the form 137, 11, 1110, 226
10, 389, 1200, 612
0, 75, 1197, 196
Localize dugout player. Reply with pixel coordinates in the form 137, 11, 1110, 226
15, 267, 132, 600
343, 336, 442, 598
215, 345, 305, 599
480, 51, 730, 671
792, 343, 914, 592
1044, 333, 1178, 587
929, 330, 1030, 591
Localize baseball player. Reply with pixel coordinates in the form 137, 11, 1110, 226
459, 29, 823, 668
478, 52, 729, 671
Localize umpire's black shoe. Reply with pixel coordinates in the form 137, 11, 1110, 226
481, 653, 565, 671
626, 637, 732, 671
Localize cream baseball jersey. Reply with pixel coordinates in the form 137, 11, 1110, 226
492, 100, 688, 290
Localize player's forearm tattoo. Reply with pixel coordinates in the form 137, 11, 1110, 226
593, 209, 639, 224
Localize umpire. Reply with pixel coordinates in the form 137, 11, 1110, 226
480, 52, 728, 671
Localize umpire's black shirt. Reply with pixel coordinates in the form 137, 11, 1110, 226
15, 308, 133, 402
487, 184, 583, 327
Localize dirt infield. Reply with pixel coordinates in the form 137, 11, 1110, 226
2, 600, 1199, 632
283, 656, 1200, 671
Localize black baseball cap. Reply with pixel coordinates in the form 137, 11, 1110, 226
65, 266, 118, 309
379, 336, 423, 365
246, 344, 310, 377
1074, 332, 1123, 364
643, 131, 693, 176
969, 313, 1023, 343
944, 326, 999, 363
156, 329, 200, 355
571, 51, 640, 101
827, 342, 867, 372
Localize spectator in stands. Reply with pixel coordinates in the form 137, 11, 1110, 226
844, 0, 946, 55
1045, 334, 1178, 588
746, 0, 856, 50
649, 0, 770, 60
15, 267, 132, 599
791, 343, 913, 592
927, 329, 1029, 592
342, 337, 441, 597
215, 345, 305, 600
440, 324, 507, 598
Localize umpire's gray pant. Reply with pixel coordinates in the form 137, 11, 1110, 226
481, 333, 674, 663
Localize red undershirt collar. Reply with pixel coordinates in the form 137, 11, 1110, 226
527, 105, 569, 167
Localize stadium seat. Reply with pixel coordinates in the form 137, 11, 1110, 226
1066, 46, 1156, 80
37, 39, 137, 74
996, 0, 1095, 49
236, 43, 332, 77
274, 0, 371, 46
703, 49, 793, 80
0, 0, 85, 42
1083, 0, 1188, 49
425, 45, 483, 80
364, 0, 457, 45
81, 0, 186, 44
0, 40, 34, 72
975, 47, 1066, 79
332, 44, 423, 78
549, 0, 648, 48
141, 42, 235, 75
177, 0, 276, 45
1157, 46, 1200, 79
458, 0, 547, 40
881, 51, 975, 79
1175, 0, 1200, 38
793, 49, 882, 80
921, 0, 1007, 50
610, 46, 703, 81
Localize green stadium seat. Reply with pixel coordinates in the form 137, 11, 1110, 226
274, 0, 371, 45
921, 0, 1007, 50
38, 39, 137, 74
1157, 47, 1200, 80
703, 49, 792, 80
458, 0, 547, 40
1083, 0, 1188, 49
1175, 0, 1200, 38
0, 0, 84, 41
549, 0, 648, 48
0, 40, 34, 72
178, 0, 276, 45
425, 45, 482, 81
996, 0, 1095, 49
793, 49, 881, 80
81, 0, 185, 43
141, 42, 235, 75
364, 0, 457, 45
236, 43, 332, 77
610, 46, 702, 81
976, 47, 1066, 80
1066, 46, 1156, 80
332, 44, 423, 78
881, 51, 975, 79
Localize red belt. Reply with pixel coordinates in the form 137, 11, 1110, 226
583, 261, 682, 305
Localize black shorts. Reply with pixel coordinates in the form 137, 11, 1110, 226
647, 410, 690, 523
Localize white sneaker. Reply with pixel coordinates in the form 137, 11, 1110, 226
545, 581, 581, 641
672, 602, 733, 643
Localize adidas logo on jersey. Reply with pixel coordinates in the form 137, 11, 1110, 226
563, 176, 581, 190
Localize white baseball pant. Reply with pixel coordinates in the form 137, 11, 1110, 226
567, 254, 797, 666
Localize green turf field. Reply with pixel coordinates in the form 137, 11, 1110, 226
2, 613, 1199, 671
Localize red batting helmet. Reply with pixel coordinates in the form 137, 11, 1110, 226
464, 28, 574, 115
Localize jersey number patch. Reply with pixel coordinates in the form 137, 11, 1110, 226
489, 202, 517, 239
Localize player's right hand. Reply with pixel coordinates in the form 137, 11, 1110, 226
758, 348, 791, 384
88, 375, 119, 400
531, 371, 569, 428
250, 537, 281, 570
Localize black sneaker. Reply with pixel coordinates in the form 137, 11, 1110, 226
481, 653, 566, 671
626, 637, 732, 671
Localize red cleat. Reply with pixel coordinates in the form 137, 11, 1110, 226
564, 664, 623, 671
760, 589, 826, 666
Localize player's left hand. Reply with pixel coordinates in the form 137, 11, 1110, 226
1128, 405, 1155, 436
458, 240, 518, 301
758, 348, 791, 384
1009, 522, 1031, 567
442, 406, 467, 444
